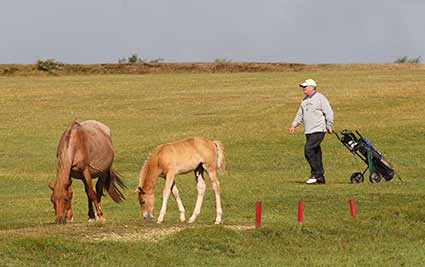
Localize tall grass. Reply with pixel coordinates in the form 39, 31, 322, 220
1, 70, 425, 266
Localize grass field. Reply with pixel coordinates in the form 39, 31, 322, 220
1, 69, 425, 266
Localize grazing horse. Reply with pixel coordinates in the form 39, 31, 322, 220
136, 137, 225, 224
49, 120, 126, 224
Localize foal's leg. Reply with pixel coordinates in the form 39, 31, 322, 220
204, 166, 223, 224
171, 183, 186, 222
82, 168, 104, 221
188, 169, 206, 224
157, 172, 175, 224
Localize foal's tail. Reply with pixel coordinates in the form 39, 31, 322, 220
213, 141, 225, 174
105, 168, 127, 203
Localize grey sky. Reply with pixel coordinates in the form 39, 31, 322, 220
1, 0, 424, 64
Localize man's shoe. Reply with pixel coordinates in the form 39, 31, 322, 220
305, 177, 317, 184
305, 176, 326, 184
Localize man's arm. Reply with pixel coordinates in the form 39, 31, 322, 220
321, 96, 334, 133
289, 105, 303, 134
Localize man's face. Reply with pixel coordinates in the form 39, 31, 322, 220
302, 85, 315, 96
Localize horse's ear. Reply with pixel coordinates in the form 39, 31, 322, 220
135, 187, 145, 194
65, 180, 72, 189
48, 181, 54, 191
66, 182, 73, 194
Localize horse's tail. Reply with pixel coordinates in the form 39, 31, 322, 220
213, 140, 225, 175
105, 168, 126, 203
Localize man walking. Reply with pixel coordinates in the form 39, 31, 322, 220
289, 79, 334, 184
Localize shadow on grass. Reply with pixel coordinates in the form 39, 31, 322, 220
287, 180, 353, 185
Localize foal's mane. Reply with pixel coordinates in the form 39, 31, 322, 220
138, 155, 152, 189
138, 146, 162, 190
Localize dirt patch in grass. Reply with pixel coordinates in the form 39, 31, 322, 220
90, 226, 184, 242
0, 223, 255, 243
88, 224, 255, 243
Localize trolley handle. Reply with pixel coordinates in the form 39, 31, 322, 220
334, 131, 341, 141
333, 131, 356, 154
355, 130, 363, 139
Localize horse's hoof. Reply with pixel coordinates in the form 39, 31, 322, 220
188, 216, 196, 224
214, 220, 222, 225
88, 218, 96, 223
179, 215, 186, 223
156, 220, 163, 224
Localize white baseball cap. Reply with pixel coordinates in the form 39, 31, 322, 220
299, 79, 317, 87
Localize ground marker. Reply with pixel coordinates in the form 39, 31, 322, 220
298, 200, 304, 224
349, 198, 357, 217
255, 201, 262, 228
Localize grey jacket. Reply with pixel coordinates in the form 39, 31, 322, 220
291, 91, 334, 134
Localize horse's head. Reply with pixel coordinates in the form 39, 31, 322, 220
49, 181, 73, 224
136, 187, 154, 221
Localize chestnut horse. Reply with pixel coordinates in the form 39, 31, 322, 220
136, 137, 225, 224
49, 120, 126, 224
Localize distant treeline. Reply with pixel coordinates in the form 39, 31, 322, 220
1, 61, 424, 76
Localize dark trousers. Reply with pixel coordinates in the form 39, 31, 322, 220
304, 132, 326, 177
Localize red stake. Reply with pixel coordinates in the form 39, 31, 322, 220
256, 201, 262, 228
349, 198, 357, 217
298, 200, 304, 224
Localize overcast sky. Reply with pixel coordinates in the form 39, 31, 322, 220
1, 0, 424, 64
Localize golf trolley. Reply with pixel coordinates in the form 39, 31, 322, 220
335, 129, 395, 183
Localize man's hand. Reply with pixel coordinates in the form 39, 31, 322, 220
289, 126, 296, 135
327, 128, 333, 134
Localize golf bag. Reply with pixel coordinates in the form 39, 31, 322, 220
335, 129, 394, 183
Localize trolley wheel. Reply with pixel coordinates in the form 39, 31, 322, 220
350, 172, 364, 183
369, 172, 382, 183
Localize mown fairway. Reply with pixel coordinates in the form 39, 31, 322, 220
1, 69, 425, 266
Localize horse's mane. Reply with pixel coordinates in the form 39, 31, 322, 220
57, 121, 80, 173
